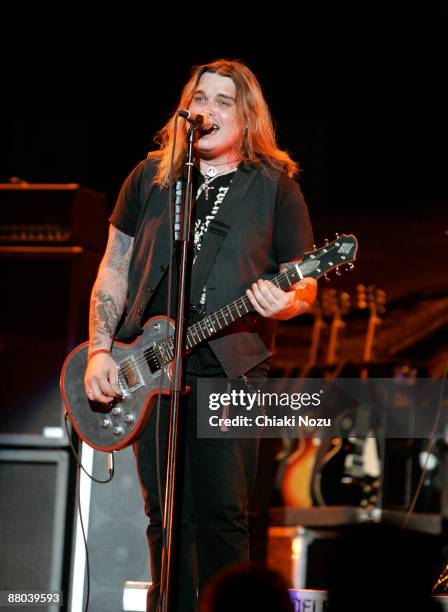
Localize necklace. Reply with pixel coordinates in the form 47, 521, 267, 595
202, 158, 240, 169
198, 167, 218, 201
197, 162, 239, 201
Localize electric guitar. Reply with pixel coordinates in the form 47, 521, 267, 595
315, 284, 385, 507
60, 235, 358, 452
281, 289, 351, 508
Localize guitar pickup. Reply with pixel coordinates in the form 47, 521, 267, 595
118, 355, 145, 396
144, 346, 163, 374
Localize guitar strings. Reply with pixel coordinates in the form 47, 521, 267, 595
116, 269, 295, 380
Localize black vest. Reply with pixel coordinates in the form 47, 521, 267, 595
116, 159, 283, 378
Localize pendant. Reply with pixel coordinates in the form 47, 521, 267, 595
204, 180, 214, 200
206, 166, 218, 178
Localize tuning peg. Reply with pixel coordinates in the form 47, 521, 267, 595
335, 232, 340, 238
324, 238, 329, 245
346, 263, 355, 271
324, 274, 330, 282
335, 266, 342, 276
312, 244, 317, 250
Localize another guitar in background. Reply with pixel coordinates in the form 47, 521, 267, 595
358, 284, 386, 379
299, 288, 351, 378
276, 294, 325, 505
322, 288, 351, 379
273, 296, 326, 499
314, 285, 385, 508
281, 289, 352, 508
298, 296, 326, 379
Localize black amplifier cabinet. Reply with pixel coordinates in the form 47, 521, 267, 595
0, 183, 108, 447
0, 182, 108, 252
0, 449, 74, 612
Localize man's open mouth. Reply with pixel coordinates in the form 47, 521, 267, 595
201, 123, 219, 135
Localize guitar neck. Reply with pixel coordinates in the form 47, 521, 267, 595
325, 312, 345, 366
360, 311, 382, 379
357, 285, 385, 380
362, 311, 382, 363
306, 315, 325, 370
156, 265, 302, 366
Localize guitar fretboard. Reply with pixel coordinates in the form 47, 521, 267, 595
145, 265, 301, 367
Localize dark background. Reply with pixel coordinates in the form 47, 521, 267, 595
1, 5, 447, 300
1, 6, 447, 210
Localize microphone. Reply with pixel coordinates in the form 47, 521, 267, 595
178, 109, 214, 131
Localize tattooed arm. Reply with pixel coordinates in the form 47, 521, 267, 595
89, 225, 134, 353
84, 226, 134, 403
246, 263, 317, 321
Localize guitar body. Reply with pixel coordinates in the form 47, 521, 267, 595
61, 316, 175, 452
317, 434, 379, 507
281, 438, 320, 508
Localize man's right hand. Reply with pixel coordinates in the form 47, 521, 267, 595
84, 352, 121, 404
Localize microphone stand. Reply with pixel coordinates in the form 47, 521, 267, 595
158, 126, 196, 612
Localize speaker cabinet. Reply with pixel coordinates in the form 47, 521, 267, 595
68, 445, 150, 612
0, 247, 101, 446
0, 449, 72, 611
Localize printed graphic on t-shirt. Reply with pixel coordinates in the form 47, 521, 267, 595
194, 182, 232, 306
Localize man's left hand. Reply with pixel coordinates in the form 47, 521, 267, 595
246, 277, 317, 320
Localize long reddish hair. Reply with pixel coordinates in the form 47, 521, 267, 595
149, 59, 298, 185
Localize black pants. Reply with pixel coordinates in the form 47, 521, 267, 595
133, 370, 261, 612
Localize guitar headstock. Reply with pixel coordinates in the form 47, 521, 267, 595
300, 234, 358, 281
319, 288, 351, 320
356, 284, 386, 316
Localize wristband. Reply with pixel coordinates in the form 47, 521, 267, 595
88, 348, 111, 361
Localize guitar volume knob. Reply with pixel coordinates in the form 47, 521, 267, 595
100, 418, 111, 428
119, 387, 131, 401
124, 413, 135, 424
112, 426, 124, 435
